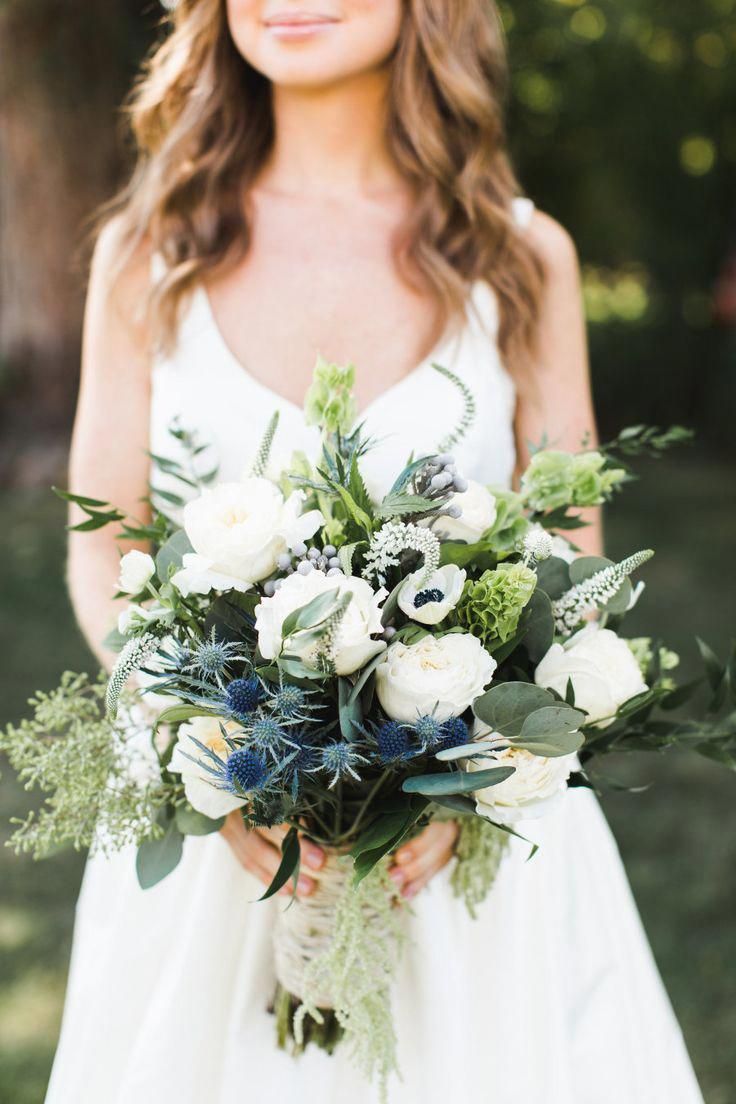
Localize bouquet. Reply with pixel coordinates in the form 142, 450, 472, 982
3, 358, 735, 1095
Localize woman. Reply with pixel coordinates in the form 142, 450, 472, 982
48, 2, 703, 1101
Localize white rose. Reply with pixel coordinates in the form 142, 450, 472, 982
117, 550, 156, 594
375, 633, 496, 723
171, 478, 323, 596
254, 570, 386, 676
468, 737, 576, 824
169, 715, 244, 818
534, 623, 648, 728
398, 564, 466, 626
433, 481, 497, 543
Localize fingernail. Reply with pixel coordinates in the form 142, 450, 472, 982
402, 883, 418, 899
298, 876, 314, 895
303, 846, 324, 870
389, 867, 405, 887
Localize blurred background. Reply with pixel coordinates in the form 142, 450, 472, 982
0, 0, 734, 1101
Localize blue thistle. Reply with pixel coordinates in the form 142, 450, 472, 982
185, 629, 244, 684
414, 714, 443, 748
377, 721, 410, 763
225, 748, 268, 793
249, 716, 291, 758
414, 587, 444, 609
320, 741, 368, 788
438, 716, 468, 751
272, 684, 308, 719
225, 676, 262, 718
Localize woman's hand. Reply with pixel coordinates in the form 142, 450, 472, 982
388, 821, 459, 899
220, 813, 325, 897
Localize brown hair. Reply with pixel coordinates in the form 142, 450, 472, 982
100, 0, 544, 368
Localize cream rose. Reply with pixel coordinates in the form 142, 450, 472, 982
169, 715, 244, 819
398, 564, 466, 626
470, 746, 576, 823
254, 570, 386, 676
375, 633, 496, 723
171, 478, 323, 597
433, 480, 497, 543
534, 623, 648, 728
117, 550, 156, 594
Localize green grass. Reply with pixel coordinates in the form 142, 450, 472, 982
1, 456, 734, 1102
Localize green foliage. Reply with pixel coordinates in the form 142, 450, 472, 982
0, 672, 171, 859
288, 858, 407, 1098
456, 562, 538, 648
451, 816, 509, 920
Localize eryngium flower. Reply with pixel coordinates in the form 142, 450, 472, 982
456, 563, 537, 648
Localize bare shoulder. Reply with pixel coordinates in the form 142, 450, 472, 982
87, 213, 153, 345
525, 208, 580, 281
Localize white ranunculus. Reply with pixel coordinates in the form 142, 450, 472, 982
169, 715, 244, 819
117, 602, 162, 636
468, 737, 577, 824
398, 564, 466, 625
433, 481, 497, 543
534, 622, 648, 728
117, 550, 156, 594
375, 633, 496, 723
254, 570, 386, 676
171, 478, 323, 596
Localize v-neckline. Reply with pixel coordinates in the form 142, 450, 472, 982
195, 283, 475, 422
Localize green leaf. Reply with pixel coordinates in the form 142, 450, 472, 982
333, 482, 374, 534
155, 529, 194, 581
377, 493, 436, 518
389, 455, 433, 496
514, 705, 585, 757
352, 797, 428, 884
697, 637, 725, 692
350, 807, 414, 859
338, 541, 364, 576
521, 589, 555, 664
338, 676, 362, 740
258, 828, 301, 901
102, 626, 129, 654
428, 794, 477, 816
472, 682, 554, 738
53, 487, 110, 508
136, 813, 184, 889
281, 590, 341, 640
534, 556, 571, 600
153, 704, 217, 730
175, 806, 225, 836
402, 766, 515, 796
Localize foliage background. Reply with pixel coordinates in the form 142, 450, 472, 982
0, 1, 734, 1101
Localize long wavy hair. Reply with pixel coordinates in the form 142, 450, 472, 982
100, 0, 544, 370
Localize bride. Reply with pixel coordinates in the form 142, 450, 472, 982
48, 2, 704, 1101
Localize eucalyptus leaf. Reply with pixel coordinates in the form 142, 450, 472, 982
534, 556, 571, 600
136, 814, 184, 889
514, 705, 585, 757
175, 806, 225, 836
473, 682, 554, 738
402, 766, 515, 796
521, 589, 555, 664
155, 529, 194, 582
281, 590, 340, 640
154, 704, 217, 730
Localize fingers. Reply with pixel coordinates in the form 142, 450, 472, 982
219, 815, 323, 898
388, 821, 459, 900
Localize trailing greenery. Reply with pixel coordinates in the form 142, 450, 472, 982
451, 816, 509, 920
0, 672, 173, 859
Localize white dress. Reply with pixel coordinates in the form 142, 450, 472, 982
46, 198, 704, 1104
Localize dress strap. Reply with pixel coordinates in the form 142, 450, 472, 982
511, 196, 535, 230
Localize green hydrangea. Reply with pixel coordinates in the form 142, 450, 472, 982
304, 355, 358, 435
521, 449, 627, 512
456, 562, 537, 647
484, 487, 530, 555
